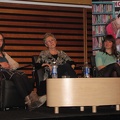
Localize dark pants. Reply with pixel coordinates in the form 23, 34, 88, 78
2, 70, 33, 99
98, 63, 120, 77
57, 63, 78, 78
38, 63, 78, 96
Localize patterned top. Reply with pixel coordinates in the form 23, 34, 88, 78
36, 50, 75, 80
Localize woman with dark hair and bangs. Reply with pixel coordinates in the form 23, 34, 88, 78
95, 35, 120, 77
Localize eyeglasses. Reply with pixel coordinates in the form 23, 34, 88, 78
45, 39, 55, 44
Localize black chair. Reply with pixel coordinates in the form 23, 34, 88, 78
0, 79, 25, 111
0, 66, 34, 111
32, 55, 46, 96
90, 55, 99, 77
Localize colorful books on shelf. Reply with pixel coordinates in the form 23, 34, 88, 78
92, 4, 113, 13
92, 15, 113, 24
92, 2, 115, 55
92, 26, 105, 35
92, 37, 103, 50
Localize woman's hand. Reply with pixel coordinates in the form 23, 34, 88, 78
0, 62, 10, 69
71, 64, 75, 69
42, 63, 52, 71
97, 65, 105, 70
117, 62, 120, 66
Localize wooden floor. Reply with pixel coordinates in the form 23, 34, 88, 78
0, 105, 120, 120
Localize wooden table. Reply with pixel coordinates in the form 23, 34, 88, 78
46, 78, 120, 114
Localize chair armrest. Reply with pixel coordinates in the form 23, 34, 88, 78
16, 64, 33, 70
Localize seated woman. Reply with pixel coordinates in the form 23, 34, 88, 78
0, 33, 46, 111
34, 33, 78, 95
35, 32, 78, 79
95, 35, 120, 77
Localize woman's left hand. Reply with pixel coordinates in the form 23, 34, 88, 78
0, 62, 10, 69
42, 63, 52, 71
117, 63, 120, 66
71, 64, 75, 69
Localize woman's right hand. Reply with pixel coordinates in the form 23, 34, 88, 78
42, 63, 52, 71
117, 62, 120, 66
0, 62, 10, 69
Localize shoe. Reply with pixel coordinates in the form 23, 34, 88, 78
29, 96, 46, 111
29, 101, 42, 111
25, 96, 31, 105
28, 92, 46, 110
25, 96, 36, 111
29, 91, 39, 102
38, 95, 47, 107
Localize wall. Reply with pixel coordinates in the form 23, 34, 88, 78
0, 2, 92, 78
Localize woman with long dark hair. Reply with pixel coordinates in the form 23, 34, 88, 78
0, 33, 46, 111
95, 35, 120, 77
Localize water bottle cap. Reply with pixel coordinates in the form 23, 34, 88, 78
53, 61, 56, 64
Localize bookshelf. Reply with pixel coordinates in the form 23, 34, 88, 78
92, 1, 115, 54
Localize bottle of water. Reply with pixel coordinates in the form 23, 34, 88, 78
52, 61, 58, 78
83, 62, 90, 78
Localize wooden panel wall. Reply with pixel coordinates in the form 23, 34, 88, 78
86, 9, 93, 63
0, 2, 92, 78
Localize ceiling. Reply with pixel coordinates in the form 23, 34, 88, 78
10, 0, 92, 5
2, 0, 92, 8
